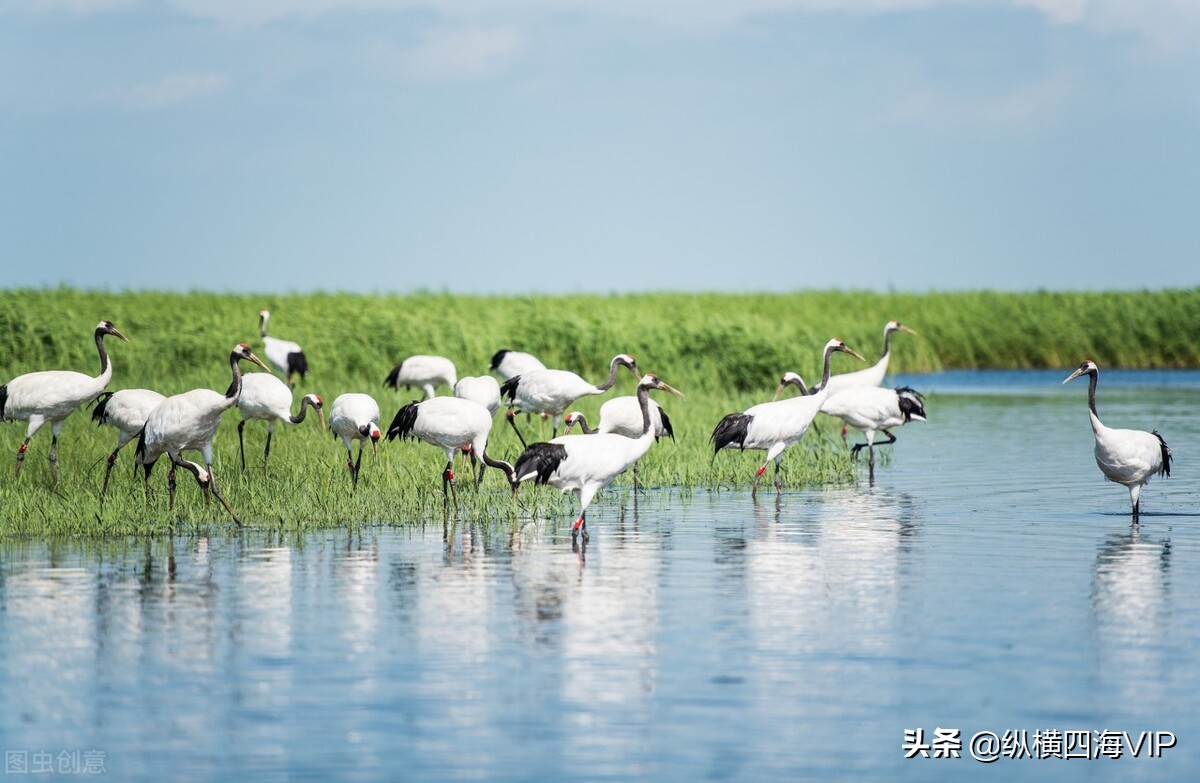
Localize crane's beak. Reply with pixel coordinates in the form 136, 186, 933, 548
842, 345, 867, 362
658, 381, 684, 398
317, 408, 327, 433
1062, 368, 1086, 385
371, 437, 379, 461
899, 325, 918, 336
773, 384, 786, 401
248, 351, 271, 372
110, 327, 130, 343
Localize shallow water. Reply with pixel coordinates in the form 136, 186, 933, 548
1, 371, 1198, 781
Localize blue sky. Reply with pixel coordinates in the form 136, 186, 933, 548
2, 0, 1198, 294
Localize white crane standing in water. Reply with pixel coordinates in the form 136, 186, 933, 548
513, 373, 683, 541
711, 339, 864, 498
1063, 359, 1171, 521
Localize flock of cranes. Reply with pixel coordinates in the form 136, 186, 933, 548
0, 315, 1174, 535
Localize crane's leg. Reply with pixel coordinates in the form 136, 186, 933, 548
167, 463, 178, 511
572, 511, 588, 542
263, 422, 274, 475
1130, 485, 1141, 524
46, 421, 66, 483
141, 462, 154, 504
15, 437, 31, 478
351, 443, 364, 490
774, 460, 783, 492
238, 420, 248, 472
505, 409, 528, 449
442, 460, 460, 515
101, 441, 127, 498
633, 460, 641, 492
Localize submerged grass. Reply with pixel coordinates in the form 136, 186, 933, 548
1, 287, 1197, 534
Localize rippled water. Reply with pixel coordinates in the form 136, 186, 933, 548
1, 371, 1198, 781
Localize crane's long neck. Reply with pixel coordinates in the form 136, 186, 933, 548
289, 397, 316, 425
813, 345, 837, 394
574, 414, 597, 434
259, 316, 268, 339
94, 329, 114, 386
881, 327, 894, 363
637, 385, 654, 438
594, 360, 623, 392
224, 353, 245, 403
1086, 369, 1101, 429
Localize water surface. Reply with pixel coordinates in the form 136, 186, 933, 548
1, 371, 1198, 781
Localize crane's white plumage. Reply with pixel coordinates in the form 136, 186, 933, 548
711, 339, 864, 497
568, 395, 674, 440
564, 396, 675, 487
500, 353, 640, 445
514, 374, 683, 539
1063, 360, 1171, 519
135, 344, 269, 524
1, 320, 128, 481
329, 393, 381, 489
454, 375, 502, 417
385, 396, 514, 511
236, 371, 324, 472
92, 387, 166, 496
820, 384, 927, 478
824, 321, 916, 395
489, 349, 547, 381
259, 309, 308, 385
384, 355, 457, 399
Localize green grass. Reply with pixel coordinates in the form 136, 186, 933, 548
1, 286, 1197, 534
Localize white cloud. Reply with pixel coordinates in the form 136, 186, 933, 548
404, 27, 524, 81
102, 73, 229, 109
889, 70, 1081, 132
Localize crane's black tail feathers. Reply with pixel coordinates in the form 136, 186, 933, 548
659, 408, 675, 442
383, 364, 403, 389
500, 375, 521, 404
91, 391, 115, 425
711, 413, 752, 454
513, 442, 568, 485
288, 351, 309, 381
1154, 430, 1172, 478
895, 387, 927, 423
385, 401, 421, 442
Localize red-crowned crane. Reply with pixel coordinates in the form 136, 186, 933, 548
500, 353, 640, 448
820, 385, 927, 481
454, 374, 503, 480
385, 396, 515, 513
259, 309, 308, 386
384, 355, 457, 400
1063, 360, 1171, 521
563, 395, 675, 488
513, 373, 683, 541
454, 375, 502, 416
489, 349, 547, 381
823, 321, 917, 394
236, 371, 325, 473
134, 343, 269, 525
711, 339, 864, 498
329, 393, 382, 490
1, 320, 129, 482
91, 388, 165, 496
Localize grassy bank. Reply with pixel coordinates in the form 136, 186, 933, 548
1, 287, 1197, 533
